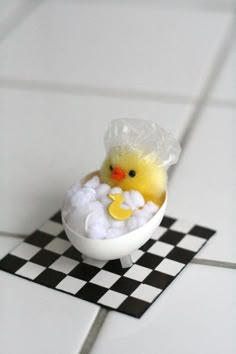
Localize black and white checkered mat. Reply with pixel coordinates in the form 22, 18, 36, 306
0, 212, 215, 318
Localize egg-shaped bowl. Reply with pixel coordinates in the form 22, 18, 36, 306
62, 171, 167, 261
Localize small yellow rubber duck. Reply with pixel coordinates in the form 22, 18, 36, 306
108, 193, 133, 221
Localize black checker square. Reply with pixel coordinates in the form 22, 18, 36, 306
57, 230, 69, 240
189, 225, 215, 240
30, 249, 59, 267
144, 270, 174, 290
159, 229, 185, 245
118, 297, 150, 318
0, 210, 215, 318
167, 247, 195, 264
160, 216, 176, 228
35, 268, 66, 288
136, 253, 163, 269
63, 246, 82, 261
76, 283, 107, 303
103, 259, 128, 275
139, 238, 156, 252
50, 211, 62, 224
111, 277, 140, 295
0, 254, 26, 274
25, 230, 54, 248
69, 263, 100, 281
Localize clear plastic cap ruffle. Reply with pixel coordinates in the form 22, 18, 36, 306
104, 119, 181, 168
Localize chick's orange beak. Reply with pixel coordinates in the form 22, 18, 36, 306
111, 167, 126, 180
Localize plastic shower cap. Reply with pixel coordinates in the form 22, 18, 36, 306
104, 118, 181, 168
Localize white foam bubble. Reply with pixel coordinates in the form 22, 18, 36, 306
63, 176, 159, 239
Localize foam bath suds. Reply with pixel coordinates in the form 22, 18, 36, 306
62, 176, 158, 239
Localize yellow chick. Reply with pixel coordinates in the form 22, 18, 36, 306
100, 147, 167, 207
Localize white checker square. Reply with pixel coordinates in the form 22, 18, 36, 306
151, 226, 168, 240
148, 241, 174, 257
170, 219, 194, 234
155, 258, 185, 276
131, 249, 144, 263
39, 220, 64, 236
11, 242, 40, 260
177, 235, 206, 252
49, 256, 79, 274
90, 270, 120, 288
124, 264, 152, 282
16, 262, 45, 279
98, 290, 127, 309
56, 276, 86, 294
131, 284, 162, 303
83, 257, 107, 269
45, 238, 71, 254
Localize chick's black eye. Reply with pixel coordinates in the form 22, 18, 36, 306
129, 170, 136, 177
109, 165, 113, 171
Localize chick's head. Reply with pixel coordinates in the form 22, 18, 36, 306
100, 147, 167, 206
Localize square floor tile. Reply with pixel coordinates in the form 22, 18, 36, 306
159, 230, 185, 245
69, 263, 100, 281
131, 284, 162, 303
151, 226, 168, 240
76, 283, 107, 303
45, 238, 71, 255
155, 258, 185, 276
167, 247, 195, 264
56, 276, 86, 294
177, 235, 206, 252
25, 231, 54, 248
39, 220, 64, 236
144, 270, 174, 290
63, 246, 82, 261
170, 219, 194, 234
131, 249, 144, 263
35, 268, 66, 288
139, 239, 156, 252
136, 253, 163, 269
98, 290, 127, 309
124, 265, 152, 282
148, 241, 174, 257
30, 249, 59, 267
49, 256, 79, 274
118, 297, 150, 318
11, 243, 40, 260
16, 262, 45, 280
90, 270, 121, 288
110, 277, 140, 296
0, 254, 26, 273
189, 225, 215, 240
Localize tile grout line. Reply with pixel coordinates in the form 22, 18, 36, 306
0, 77, 196, 104
0, 77, 235, 110
191, 258, 236, 270
0, 0, 43, 44
0, 231, 26, 239
79, 308, 109, 354
174, 17, 236, 155
78, 17, 236, 354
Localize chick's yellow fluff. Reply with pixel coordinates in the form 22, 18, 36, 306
100, 147, 167, 207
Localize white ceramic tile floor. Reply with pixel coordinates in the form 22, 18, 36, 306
210, 38, 236, 103
0, 1, 235, 354
0, 0, 29, 25
167, 106, 236, 263
0, 87, 192, 235
0, 1, 232, 97
0, 234, 100, 354
91, 264, 236, 354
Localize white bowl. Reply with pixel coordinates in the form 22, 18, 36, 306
62, 172, 167, 261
